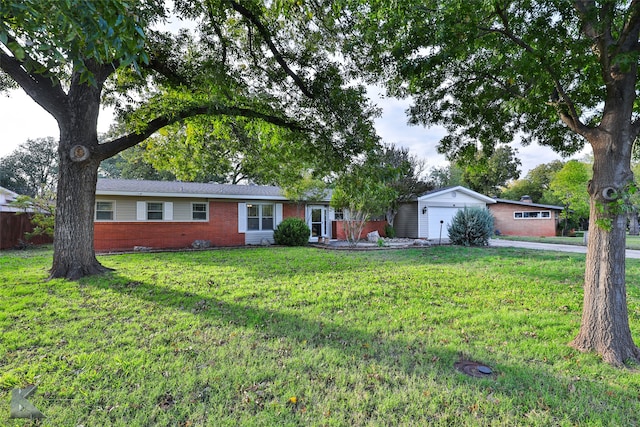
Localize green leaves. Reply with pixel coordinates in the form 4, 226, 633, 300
0, 0, 164, 84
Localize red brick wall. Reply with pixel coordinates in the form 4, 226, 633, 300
94, 201, 244, 251
94, 201, 307, 251
332, 220, 388, 240
283, 203, 305, 219
489, 203, 558, 237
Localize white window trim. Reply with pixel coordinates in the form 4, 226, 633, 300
95, 200, 115, 221
136, 201, 174, 221
146, 201, 164, 221
246, 203, 275, 231
514, 210, 552, 220
191, 202, 209, 221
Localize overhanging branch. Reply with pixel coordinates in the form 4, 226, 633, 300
0, 40, 67, 120
226, 0, 315, 99
95, 102, 306, 160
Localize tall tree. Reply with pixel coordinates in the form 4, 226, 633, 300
0, 137, 58, 197
455, 144, 521, 195
1, 1, 378, 280
344, 1, 640, 365
500, 160, 565, 203
428, 163, 465, 189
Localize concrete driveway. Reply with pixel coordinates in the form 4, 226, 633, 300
489, 239, 640, 259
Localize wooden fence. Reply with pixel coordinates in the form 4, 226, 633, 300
0, 211, 52, 250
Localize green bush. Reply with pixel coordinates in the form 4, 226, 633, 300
447, 207, 494, 246
273, 218, 310, 246
384, 223, 396, 238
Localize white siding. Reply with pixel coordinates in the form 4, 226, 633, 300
245, 231, 274, 245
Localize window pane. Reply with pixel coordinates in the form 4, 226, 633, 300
147, 202, 163, 220
96, 211, 113, 220
262, 218, 273, 230
96, 201, 113, 220
192, 203, 207, 220
262, 204, 273, 217
514, 212, 523, 218
542, 211, 550, 218
247, 205, 259, 217
248, 218, 260, 230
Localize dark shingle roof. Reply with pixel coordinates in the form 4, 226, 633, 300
96, 178, 331, 201
493, 198, 564, 210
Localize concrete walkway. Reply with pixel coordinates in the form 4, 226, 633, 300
489, 238, 640, 259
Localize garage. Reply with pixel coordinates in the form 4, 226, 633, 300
427, 207, 461, 241
395, 186, 495, 240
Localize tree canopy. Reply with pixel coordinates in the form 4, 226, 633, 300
339, 0, 640, 365
1, 0, 380, 280
500, 160, 565, 204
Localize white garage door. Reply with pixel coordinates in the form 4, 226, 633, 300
428, 207, 461, 240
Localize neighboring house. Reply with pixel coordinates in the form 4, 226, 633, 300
0, 186, 51, 249
394, 186, 496, 241
94, 179, 387, 251
489, 196, 564, 237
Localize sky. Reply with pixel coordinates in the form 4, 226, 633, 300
0, 85, 582, 178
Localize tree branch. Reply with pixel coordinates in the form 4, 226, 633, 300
617, 0, 640, 53
226, 0, 315, 99
482, 6, 589, 136
95, 102, 305, 160
0, 41, 68, 120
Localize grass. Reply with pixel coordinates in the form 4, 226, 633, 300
2, 245, 640, 425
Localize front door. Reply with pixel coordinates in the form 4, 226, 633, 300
308, 206, 327, 242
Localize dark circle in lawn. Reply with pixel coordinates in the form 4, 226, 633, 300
454, 360, 494, 378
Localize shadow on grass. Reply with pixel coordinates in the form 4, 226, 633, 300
78, 263, 640, 424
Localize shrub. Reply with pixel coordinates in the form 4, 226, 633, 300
384, 223, 396, 238
447, 207, 494, 246
273, 218, 310, 246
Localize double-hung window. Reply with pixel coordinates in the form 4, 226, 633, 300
247, 203, 274, 231
147, 202, 164, 220
95, 201, 114, 220
192, 202, 208, 220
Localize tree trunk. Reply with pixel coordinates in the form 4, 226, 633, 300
569, 138, 640, 365
49, 78, 112, 280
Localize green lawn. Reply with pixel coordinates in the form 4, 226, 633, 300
2, 245, 640, 425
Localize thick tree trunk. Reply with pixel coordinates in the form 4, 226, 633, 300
569, 139, 640, 365
50, 152, 109, 280
49, 76, 112, 280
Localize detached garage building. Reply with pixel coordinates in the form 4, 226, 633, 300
394, 186, 496, 241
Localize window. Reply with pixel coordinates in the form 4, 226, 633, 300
147, 202, 164, 220
96, 201, 114, 220
334, 209, 344, 220
247, 203, 274, 230
514, 210, 551, 219
262, 204, 274, 230
192, 202, 208, 220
